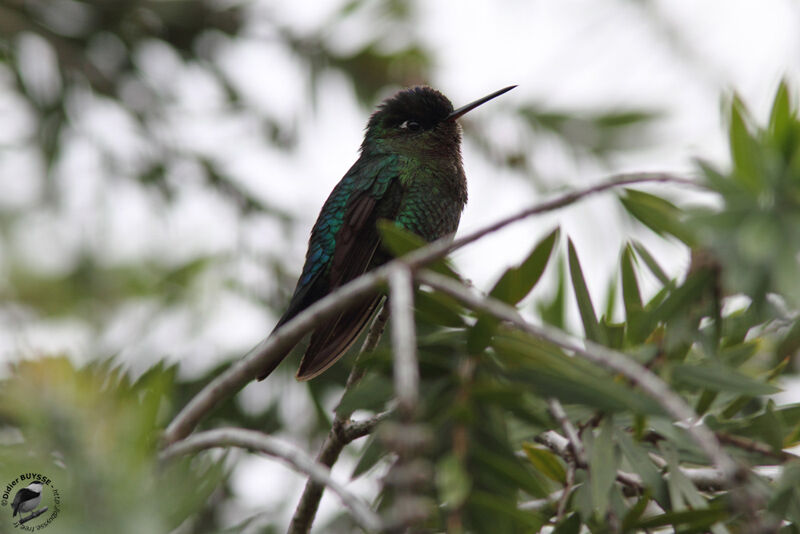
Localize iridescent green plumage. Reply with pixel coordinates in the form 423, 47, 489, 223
258, 85, 514, 381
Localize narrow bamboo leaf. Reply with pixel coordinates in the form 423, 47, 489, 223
728, 96, 762, 192
467, 313, 499, 354
472, 444, 550, 498
553, 513, 581, 534
538, 257, 566, 328
632, 508, 728, 530
522, 443, 566, 483
415, 288, 465, 327
695, 389, 718, 417
568, 239, 606, 344
671, 361, 780, 396
631, 241, 670, 286
776, 318, 800, 363
621, 492, 651, 532
589, 419, 618, 516
351, 435, 384, 479
335, 374, 393, 415
604, 273, 618, 321
652, 270, 712, 324
377, 220, 456, 276
769, 80, 791, 141
470, 491, 546, 530
436, 454, 472, 508
620, 189, 694, 245
493, 332, 664, 415
621, 245, 643, 317
615, 429, 669, 507
490, 227, 559, 305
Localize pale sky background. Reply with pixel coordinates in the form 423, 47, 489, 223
2, 0, 800, 531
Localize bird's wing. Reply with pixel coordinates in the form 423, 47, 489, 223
257, 156, 400, 381
11, 488, 37, 516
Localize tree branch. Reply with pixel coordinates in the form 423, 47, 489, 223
289, 307, 390, 534
159, 428, 382, 532
163, 173, 698, 446
418, 270, 742, 481
389, 265, 419, 417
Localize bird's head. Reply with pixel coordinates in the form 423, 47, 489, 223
26, 481, 43, 490
363, 85, 515, 159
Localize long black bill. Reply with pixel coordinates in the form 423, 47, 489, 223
446, 85, 517, 121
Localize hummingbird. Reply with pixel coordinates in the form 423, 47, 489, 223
258, 84, 516, 381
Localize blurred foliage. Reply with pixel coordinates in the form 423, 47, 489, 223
3, 0, 800, 533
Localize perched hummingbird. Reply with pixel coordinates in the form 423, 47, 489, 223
258, 84, 516, 381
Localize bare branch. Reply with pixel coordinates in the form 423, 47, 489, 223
289, 308, 390, 534
159, 428, 382, 532
418, 270, 742, 482
163, 173, 696, 445
162, 270, 388, 446
547, 398, 586, 465
389, 265, 419, 417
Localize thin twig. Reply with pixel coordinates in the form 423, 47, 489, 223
289, 308, 390, 534
547, 398, 586, 465
418, 271, 741, 481
389, 265, 419, 417
163, 173, 697, 445
159, 428, 382, 532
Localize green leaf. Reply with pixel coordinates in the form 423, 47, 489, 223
615, 430, 669, 507
522, 443, 566, 483
671, 361, 780, 396
335, 373, 393, 415
377, 220, 456, 276
415, 288, 465, 327
769, 80, 791, 141
472, 444, 550, 498
553, 513, 581, 534
632, 508, 728, 530
568, 239, 606, 344
351, 435, 384, 479
538, 257, 566, 328
728, 96, 763, 192
589, 419, 618, 516
492, 332, 664, 415
620, 189, 694, 245
631, 241, 671, 286
489, 227, 559, 305
436, 454, 472, 508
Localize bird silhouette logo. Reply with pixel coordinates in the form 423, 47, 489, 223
11, 480, 44, 522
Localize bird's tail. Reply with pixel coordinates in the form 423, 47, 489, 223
295, 295, 381, 380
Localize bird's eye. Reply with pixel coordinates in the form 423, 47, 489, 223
399, 120, 421, 132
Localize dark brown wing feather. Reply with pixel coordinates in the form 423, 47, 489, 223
294, 192, 387, 380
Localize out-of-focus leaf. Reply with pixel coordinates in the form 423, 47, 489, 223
522, 443, 566, 483
620, 189, 694, 245
436, 453, 472, 508
493, 332, 664, 415
671, 361, 779, 396
631, 508, 728, 530
335, 373, 393, 415
631, 241, 671, 286
351, 435, 384, 479
568, 239, 606, 344
472, 443, 550, 498
377, 220, 456, 277
589, 419, 617, 516
615, 429, 669, 506
538, 257, 566, 329
489, 227, 559, 305
553, 513, 581, 534
469, 490, 546, 530
728, 96, 763, 192
415, 288, 465, 327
